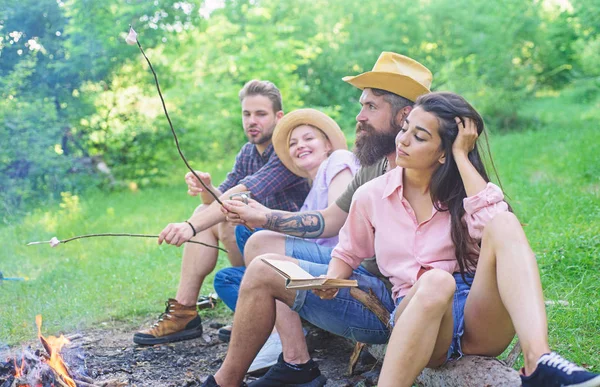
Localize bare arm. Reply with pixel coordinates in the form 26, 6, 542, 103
327, 168, 353, 206
221, 199, 349, 239
452, 117, 487, 197
263, 203, 348, 239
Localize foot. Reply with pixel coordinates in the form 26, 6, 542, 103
218, 325, 232, 343
521, 352, 600, 387
248, 353, 327, 387
247, 332, 283, 374
133, 298, 203, 345
201, 375, 248, 387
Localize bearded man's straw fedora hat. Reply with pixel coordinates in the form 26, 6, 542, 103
343, 52, 432, 102
273, 108, 347, 178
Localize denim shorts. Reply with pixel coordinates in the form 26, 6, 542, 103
291, 260, 395, 344
284, 235, 334, 264
390, 272, 474, 362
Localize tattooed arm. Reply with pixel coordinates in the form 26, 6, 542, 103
264, 202, 348, 238
222, 199, 349, 239
263, 211, 324, 238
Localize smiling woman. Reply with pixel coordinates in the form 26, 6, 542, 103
211, 109, 359, 372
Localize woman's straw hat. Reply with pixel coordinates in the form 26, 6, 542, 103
342, 52, 432, 102
273, 108, 347, 178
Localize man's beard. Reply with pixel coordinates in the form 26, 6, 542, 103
248, 133, 272, 145
353, 122, 401, 166
246, 126, 273, 145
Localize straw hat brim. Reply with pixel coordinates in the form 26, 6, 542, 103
273, 109, 347, 178
343, 71, 430, 102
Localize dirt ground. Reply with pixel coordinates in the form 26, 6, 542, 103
1, 317, 382, 386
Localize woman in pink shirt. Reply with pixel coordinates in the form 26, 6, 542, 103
314, 92, 599, 387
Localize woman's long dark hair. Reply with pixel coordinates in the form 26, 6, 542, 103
415, 92, 511, 279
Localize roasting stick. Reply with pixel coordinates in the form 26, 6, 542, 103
27, 233, 227, 253
126, 26, 253, 231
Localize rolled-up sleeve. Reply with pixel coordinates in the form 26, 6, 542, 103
331, 190, 375, 269
463, 182, 509, 240
239, 155, 305, 202
324, 150, 359, 186
218, 151, 247, 193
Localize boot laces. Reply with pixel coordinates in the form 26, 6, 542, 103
539, 352, 584, 375
152, 301, 176, 328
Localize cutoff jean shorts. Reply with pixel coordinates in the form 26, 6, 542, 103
293, 255, 474, 362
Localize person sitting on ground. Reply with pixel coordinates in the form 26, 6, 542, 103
202, 91, 600, 387
212, 109, 359, 372
132, 80, 310, 345
199, 52, 432, 386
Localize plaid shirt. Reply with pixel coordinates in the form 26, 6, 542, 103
218, 143, 309, 212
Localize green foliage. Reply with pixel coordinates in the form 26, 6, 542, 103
1, 93, 598, 370
2, 0, 600, 212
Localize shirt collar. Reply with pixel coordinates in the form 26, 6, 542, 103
382, 167, 447, 210
382, 167, 405, 199
253, 143, 274, 160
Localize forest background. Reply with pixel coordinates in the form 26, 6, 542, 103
2, 0, 599, 209
0, 0, 599, 369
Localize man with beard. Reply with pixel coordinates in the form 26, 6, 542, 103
133, 80, 310, 346
204, 53, 433, 386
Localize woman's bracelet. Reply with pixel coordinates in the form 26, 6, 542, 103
185, 220, 197, 237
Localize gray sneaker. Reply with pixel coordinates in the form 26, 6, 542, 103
248, 332, 282, 374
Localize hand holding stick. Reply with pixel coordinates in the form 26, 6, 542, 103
27, 233, 227, 252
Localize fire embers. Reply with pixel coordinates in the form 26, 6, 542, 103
0, 316, 125, 387
1, 350, 73, 387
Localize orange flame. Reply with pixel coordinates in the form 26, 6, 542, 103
13, 355, 25, 377
35, 315, 76, 387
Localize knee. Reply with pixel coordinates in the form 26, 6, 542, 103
483, 212, 521, 241
244, 231, 283, 265
218, 222, 237, 245
413, 270, 456, 312
243, 254, 279, 289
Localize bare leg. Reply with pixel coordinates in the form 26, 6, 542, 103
218, 221, 243, 267
378, 270, 456, 387
461, 212, 550, 375
214, 254, 298, 386
245, 231, 311, 363
244, 230, 286, 266
175, 205, 241, 306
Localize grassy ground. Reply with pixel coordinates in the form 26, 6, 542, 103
1, 92, 598, 370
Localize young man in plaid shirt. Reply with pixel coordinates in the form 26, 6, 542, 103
133, 80, 310, 345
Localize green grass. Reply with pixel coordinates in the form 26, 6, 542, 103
1, 92, 598, 371
0, 160, 235, 344
488, 93, 600, 369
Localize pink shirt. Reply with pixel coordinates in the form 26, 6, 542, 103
331, 166, 509, 300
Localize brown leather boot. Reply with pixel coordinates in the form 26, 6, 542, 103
133, 298, 202, 345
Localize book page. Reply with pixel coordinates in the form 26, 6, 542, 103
261, 258, 315, 280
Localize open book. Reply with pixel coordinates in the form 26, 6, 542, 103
261, 258, 358, 290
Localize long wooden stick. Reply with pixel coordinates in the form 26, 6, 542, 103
349, 287, 391, 328
132, 29, 223, 206
27, 233, 227, 253
347, 287, 391, 375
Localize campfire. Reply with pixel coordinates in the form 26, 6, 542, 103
0, 316, 124, 387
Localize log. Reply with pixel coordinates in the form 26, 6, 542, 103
349, 287, 522, 386
348, 342, 366, 376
